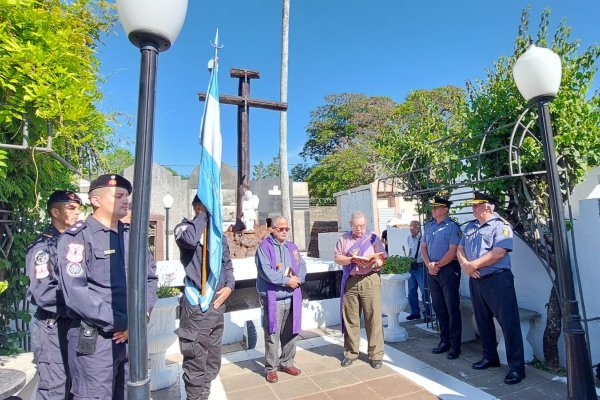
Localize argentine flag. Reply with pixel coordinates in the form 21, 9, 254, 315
185, 56, 223, 312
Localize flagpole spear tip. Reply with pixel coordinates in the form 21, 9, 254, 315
209, 28, 223, 69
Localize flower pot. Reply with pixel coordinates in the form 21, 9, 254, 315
381, 273, 410, 342
147, 295, 179, 391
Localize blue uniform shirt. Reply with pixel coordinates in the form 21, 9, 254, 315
423, 216, 461, 261
459, 216, 513, 276
57, 215, 158, 333
26, 225, 64, 316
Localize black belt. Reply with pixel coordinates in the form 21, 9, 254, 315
479, 269, 508, 279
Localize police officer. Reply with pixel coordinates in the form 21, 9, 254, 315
26, 190, 81, 400
421, 196, 462, 359
57, 174, 158, 399
457, 191, 525, 385
174, 195, 234, 400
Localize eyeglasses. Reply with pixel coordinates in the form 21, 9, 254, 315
274, 227, 290, 232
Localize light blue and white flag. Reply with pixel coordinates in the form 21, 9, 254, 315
184, 47, 223, 312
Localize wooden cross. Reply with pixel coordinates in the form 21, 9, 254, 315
199, 67, 287, 223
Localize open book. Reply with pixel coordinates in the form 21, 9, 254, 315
351, 252, 385, 264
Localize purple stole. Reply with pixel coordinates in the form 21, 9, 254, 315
340, 233, 376, 333
260, 238, 302, 334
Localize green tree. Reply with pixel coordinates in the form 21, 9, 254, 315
462, 8, 600, 369
0, 0, 114, 353
290, 163, 312, 182
102, 147, 134, 174
253, 155, 280, 180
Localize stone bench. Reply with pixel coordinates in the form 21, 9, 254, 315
459, 296, 540, 364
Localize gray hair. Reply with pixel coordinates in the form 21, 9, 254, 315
271, 215, 288, 226
350, 211, 366, 223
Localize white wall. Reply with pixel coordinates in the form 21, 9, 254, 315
334, 184, 375, 232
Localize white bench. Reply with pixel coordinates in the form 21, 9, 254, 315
459, 296, 540, 364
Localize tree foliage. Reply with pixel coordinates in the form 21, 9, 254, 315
302, 90, 466, 199
462, 8, 600, 369
102, 147, 134, 174
0, 0, 114, 353
253, 155, 280, 180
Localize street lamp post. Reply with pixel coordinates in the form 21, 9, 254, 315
116, 1, 187, 399
162, 193, 174, 260
513, 44, 596, 400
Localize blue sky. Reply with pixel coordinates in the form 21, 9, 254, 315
97, 1, 599, 177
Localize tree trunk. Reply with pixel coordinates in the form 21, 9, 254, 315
543, 285, 562, 370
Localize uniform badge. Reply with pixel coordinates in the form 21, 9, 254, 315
66, 262, 84, 277
293, 250, 299, 263
35, 263, 50, 279
104, 249, 115, 255
66, 243, 84, 263
34, 250, 50, 265
502, 227, 510, 237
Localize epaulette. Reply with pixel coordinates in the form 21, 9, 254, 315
459, 219, 477, 227
63, 220, 87, 236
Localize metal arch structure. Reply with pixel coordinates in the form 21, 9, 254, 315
376, 106, 594, 362
377, 105, 550, 199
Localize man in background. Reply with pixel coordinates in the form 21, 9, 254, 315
405, 220, 430, 322
26, 190, 81, 400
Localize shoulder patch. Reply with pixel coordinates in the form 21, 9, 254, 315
64, 221, 87, 236
502, 227, 511, 237
35, 263, 50, 279
66, 262, 84, 278
34, 250, 50, 265
66, 243, 84, 263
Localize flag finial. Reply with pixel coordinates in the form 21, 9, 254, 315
208, 29, 223, 70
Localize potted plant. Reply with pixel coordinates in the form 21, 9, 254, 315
380, 251, 413, 342
147, 276, 181, 391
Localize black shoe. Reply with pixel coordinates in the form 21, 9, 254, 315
370, 359, 383, 369
472, 358, 501, 370
504, 370, 525, 385
446, 348, 461, 360
406, 314, 420, 320
341, 357, 354, 367
432, 342, 451, 354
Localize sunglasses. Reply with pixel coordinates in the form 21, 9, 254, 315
274, 227, 290, 232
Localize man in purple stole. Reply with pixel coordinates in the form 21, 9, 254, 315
255, 216, 307, 384
335, 211, 387, 369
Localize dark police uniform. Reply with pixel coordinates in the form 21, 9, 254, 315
174, 209, 234, 400
461, 205, 525, 378
57, 175, 158, 399
423, 202, 462, 354
27, 225, 69, 400
26, 190, 81, 400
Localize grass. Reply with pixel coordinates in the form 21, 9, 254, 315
528, 357, 567, 376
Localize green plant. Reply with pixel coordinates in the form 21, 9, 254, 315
382, 255, 413, 275
156, 276, 181, 299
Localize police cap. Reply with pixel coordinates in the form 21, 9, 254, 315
429, 195, 452, 208
47, 191, 82, 207
469, 191, 496, 205
89, 174, 132, 194
192, 194, 201, 204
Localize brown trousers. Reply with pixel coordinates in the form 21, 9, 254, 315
342, 272, 384, 361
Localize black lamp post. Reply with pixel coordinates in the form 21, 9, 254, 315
162, 193, 174, 260
116, 1, 187, 399
513, 44, 596, 400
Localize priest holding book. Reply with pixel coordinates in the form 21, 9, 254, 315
335, 211, 387, 369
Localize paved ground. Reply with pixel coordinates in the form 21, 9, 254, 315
151, 316, 596, 400
13, 316, 600, 399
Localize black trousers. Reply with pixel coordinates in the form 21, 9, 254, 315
428, 260, 462, 349
469, 270, 525, 375
176, 295, 225, 400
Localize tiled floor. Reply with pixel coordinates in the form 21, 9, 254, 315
152, 317, 594, 400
